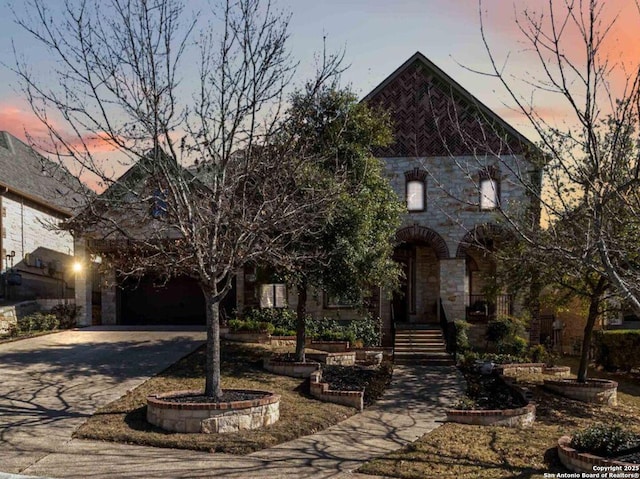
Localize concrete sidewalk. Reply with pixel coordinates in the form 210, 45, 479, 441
0, 328, 463, 478
15, 366, 462, 478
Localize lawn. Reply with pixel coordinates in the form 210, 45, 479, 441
75, 340, 386, 455
359, 357, 640, 479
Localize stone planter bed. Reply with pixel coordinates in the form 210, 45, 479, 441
542, 366, 571, 377
446, 403, 536, 427
496, 363, 571, 378
147, 389, 280, 434
223, 331, 271, 343
544, 378, 618, 405
447, 365, 536, 428
309, 370, 364, 411
262, 357, 320, 378
305, 351, 356, 366
557, 435, 640, 472
307, 340, 350, 352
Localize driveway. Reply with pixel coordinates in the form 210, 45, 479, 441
0, 327, 205, 475
0, 328, 462, 479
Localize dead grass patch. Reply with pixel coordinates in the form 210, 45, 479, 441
360, 357, 640, 479
74, 341, 356, 454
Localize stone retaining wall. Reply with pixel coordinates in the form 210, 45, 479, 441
544, 378, 618, 405
147, 389, 280, 434
0, 301, 41, 335
496, 363, 545, 376
542, 366, 571, 377
309, 370, 363, 411
306, 351, 356, 366
557, 435, 635, 473
263, 358, 320, 378
223, 331, 270, 343
308, 340, 350, 352
446, 403, 536, 427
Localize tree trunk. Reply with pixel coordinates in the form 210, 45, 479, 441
295, 281, 307, 362
203, 289, 223, 400
528, 275, 542, 346
577, 278, 606, 383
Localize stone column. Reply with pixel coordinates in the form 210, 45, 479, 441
74, 237, 92, 327
439, 258, 468, 322
101, 268, 117, 325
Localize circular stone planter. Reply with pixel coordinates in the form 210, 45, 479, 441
263, 357, 320, 378
446, 403, 536, 427
544, 378, 618, 405
542, 366, 571, 377
557, 435, 638, 472
147, 389, 280, 434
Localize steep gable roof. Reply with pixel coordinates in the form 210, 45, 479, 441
363, 52, 535, 157
0, 131, 85, 216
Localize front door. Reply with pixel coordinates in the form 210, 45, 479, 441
392, 244, 415, 323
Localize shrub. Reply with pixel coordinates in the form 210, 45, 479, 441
346, 314, 382, 347
497, 335, 528, 356
528, 344, 548, 364
486, 317, 515, 343
244, 308, 296, 333
17, 313, 59, 333
455, 320, 471, 353
594, 330, 640, 372
571, 424, 640, 457
50, 304, 80, 329
227, 319, 274, 334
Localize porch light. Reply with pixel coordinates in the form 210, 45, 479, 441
72, 262, 83, 273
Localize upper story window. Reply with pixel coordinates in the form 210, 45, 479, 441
150, 189, 168, 218
479, 166, 500, 211
404, 168, 428, 212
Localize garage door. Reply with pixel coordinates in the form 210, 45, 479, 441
118, 275, 206, 325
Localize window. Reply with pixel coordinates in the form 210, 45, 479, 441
323, 291, 357, 309
259, 283, 286, 308
407, 180, 425, 211
480, 178, 498, 210
479, 166, 500, 210
404, 167, 428, 212
150, 189, 167, 218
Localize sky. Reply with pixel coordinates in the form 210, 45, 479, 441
0, 0, 638, 158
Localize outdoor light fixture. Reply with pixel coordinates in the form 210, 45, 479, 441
72, 262, 82, 273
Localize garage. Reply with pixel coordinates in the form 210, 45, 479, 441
118, 275, 206, 325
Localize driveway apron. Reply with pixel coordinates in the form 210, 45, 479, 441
0, 327, 205, 474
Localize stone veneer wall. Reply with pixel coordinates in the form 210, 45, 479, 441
544, 379, 618, 405
147, 389, 280, 434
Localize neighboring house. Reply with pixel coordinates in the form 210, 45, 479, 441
75, 52, 539, 346
0, 131, 84, 301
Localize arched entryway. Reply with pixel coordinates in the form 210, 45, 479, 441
456, 224, 514, 321
392, 225, 449, 324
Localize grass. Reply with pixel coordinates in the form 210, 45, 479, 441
74, 340, 362, 455
359, 356, 640, 479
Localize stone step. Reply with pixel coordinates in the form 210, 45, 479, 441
394, 346, 448, 353
394, 356, 456, 366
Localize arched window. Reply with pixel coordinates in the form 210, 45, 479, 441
479, 166, 500, 211
404, 168, 428, 212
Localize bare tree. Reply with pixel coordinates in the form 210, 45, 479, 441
416, 0, 640, 381
12, 0, 344, 399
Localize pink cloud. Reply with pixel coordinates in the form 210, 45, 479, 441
0, 103, 118, 154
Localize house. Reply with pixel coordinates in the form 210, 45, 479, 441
74, 52, 539, 346
0, 131, 84, 302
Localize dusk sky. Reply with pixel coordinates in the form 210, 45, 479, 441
0, 0, 638, 150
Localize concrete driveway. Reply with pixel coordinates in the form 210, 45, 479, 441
0, 327, 205, 475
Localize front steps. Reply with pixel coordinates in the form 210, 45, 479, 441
394, 324, 455, 366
